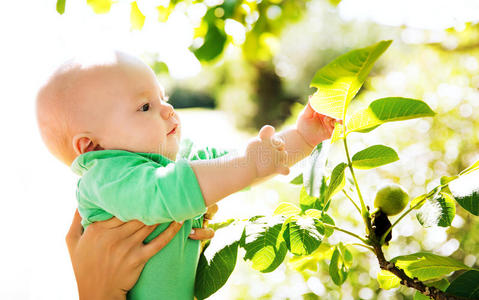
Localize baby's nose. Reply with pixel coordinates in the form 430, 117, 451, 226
161, 102, 175, 120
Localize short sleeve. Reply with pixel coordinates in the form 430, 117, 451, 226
74, 151, 207, 226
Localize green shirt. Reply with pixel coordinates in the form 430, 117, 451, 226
71, 140, 228, 300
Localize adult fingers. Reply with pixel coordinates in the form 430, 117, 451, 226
95, 216, 128, 230
189, 227, 215, 240
141, 222, 183, 261
115, 219, 147, 237
258, 125, 275, 140
128, 224, 159, 244
65, 209, 83, 254
204, 204, 218, 221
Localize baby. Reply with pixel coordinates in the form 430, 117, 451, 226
36, 51, 336, 299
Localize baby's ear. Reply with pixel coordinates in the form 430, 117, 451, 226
72, 134, 98, 155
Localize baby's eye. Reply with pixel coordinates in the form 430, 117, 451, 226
139, 103, 150, 112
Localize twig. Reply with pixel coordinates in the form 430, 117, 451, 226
322, 223, 368, 244
350, 243, 375, 253
342, 189, 362, 215
342, 136, 374, 237
380, 196, 427, 244
372, 244, 470, 300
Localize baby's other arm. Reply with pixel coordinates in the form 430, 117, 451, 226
190, 125, 289, 207
251, 101, 337, 186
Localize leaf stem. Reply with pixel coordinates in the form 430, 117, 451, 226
323, 223, 368, 244
380, 196, 427, 244
342, 189, 361, 215
350, 243, 375, 253
342, 136, 373, 236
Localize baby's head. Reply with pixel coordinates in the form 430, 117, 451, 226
36, 51, 181, 165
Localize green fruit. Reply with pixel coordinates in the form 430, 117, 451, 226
374, 184, 409, 216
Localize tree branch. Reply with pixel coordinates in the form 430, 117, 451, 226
372, 244, 470, 300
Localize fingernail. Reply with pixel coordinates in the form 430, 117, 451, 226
190, 229, 195, 235
179, 221, 184, 224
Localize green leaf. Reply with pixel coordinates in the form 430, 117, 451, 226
195, 241, 240, 300
416, 192, 456, 227
391, 252, 470, 281
414, 279, 449, 300
410, 194, 427, 209
290, 173, 303, 185
303, 142, 327, 198
446, 270, 479, 299
193, 22, 227, 62
377, 270, 400, 290
86, 0, 113, 14
56, 0, 66, 14
283, 217, 325, 256
328, 0, 342, 6
320, 213, 335, 237
440, 175, 458, 185
288, 243, 334, 272
274, 202, 301, 217
325, 163, 347, 200
330, 122, 345, 143
130, 1, 145, 30
207, 219, 235, 231
449, 171, 479, 216
300, 186, 323, 212
329, 243, 352, 286
347, 97, 436, 134
309, 40, 392, 120
411, 186, 441, 210
243, 216, 288, 273
305, 209, 335, 237
352, 145, 399, 169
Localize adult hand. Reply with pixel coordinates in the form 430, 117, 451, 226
65, 210, 182, 300
188, 204, 218, 240
66, 208, 218, 300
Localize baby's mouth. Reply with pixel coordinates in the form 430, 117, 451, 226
167, 125, 177, 136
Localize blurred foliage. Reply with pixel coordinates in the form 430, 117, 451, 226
56, 0, 479, 299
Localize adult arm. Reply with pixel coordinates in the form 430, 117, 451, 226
66, 209, 215, 300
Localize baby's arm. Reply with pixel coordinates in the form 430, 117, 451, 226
190, 125, 289, 207
79, 125, 288, 224
251, 102, 337, 185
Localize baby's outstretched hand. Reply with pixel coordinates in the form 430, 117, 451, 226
296, 100, 339, 147
246, 125, 289, 178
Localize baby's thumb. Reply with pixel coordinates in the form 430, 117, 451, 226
258, 125, 275, 140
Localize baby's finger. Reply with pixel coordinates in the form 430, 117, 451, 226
277, 149, 288, 164
258, 125, 275, 140
277, 165, 290, 175
271, 135, 285, 151
302, 99, 315, 118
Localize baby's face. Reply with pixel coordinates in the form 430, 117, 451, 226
81, 58, 181, 160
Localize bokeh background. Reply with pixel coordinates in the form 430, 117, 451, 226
1, 0, 479, 299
